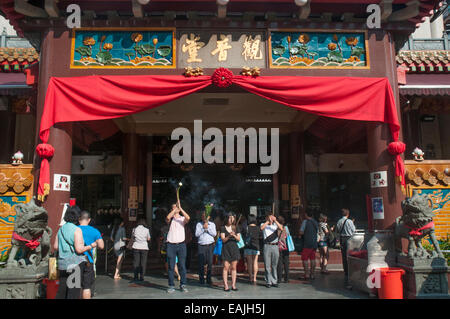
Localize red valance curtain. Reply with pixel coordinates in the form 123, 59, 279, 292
37, 70, 405, 200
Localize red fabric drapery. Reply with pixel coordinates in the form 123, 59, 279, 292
38, 72, 404, 200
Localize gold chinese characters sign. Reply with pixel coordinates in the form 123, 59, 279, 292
178, 31, 266, 69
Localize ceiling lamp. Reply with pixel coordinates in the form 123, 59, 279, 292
295, 0, 308, 6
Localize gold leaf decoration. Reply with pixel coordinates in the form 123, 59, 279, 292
240, 66, 260, 77
184, 67, 204, 77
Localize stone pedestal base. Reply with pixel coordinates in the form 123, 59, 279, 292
0, 268, 46, 299
397, 256, 449, 299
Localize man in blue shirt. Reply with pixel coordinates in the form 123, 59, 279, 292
195, 212, 217, 285
79, 211, 104, 299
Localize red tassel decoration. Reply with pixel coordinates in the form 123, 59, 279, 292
36, 143, 55, 201
388, 141, 406, 194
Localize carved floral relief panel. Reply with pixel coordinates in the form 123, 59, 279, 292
269, 30, 369, 69
71, 28, 176, 68
0, 165, 33, 260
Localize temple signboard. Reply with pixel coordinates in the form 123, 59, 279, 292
70, 28, 369, 70
177, 31, 267, 69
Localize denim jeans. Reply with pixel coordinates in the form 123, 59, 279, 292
167, 242, 187, 287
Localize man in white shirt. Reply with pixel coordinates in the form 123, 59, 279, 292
260, 212, 283, 288
336, 208, 356, 289
166, 200, 190, 293
195, 211, 217, 285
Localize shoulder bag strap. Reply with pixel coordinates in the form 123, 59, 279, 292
339, 219, 349, 235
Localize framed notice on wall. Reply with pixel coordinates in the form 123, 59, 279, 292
129, 208, 137, 222
371, 197, 384, 220
54, 174, 71, 191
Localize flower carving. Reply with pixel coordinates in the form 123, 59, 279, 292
346, 37, 358, 47
211, 68, 233, 88
328, 43, 337, 51
103, 43, 113, 51
298, 34, 310, 44
83, 37, 96, 46
131, 33, 143, 43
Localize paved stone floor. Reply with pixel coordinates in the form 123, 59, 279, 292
92, 270, 369, 299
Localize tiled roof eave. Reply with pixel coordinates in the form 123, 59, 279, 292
397, 50, 450, 73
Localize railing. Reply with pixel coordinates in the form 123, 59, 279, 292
400, 34, 449, 50
0, 34, 32, 48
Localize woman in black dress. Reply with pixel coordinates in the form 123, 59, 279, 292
220, 212, 241, 291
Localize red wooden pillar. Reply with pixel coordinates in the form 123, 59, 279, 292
44, 124, 73, 247
367, 123, 403, 230
145, 136, 153, 228
122, 133, 139, 231
279, 134, 290, 220
289, 131, 306, 236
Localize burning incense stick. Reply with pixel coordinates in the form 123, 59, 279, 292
205, 203, 214, 220
176, 182, 182, 204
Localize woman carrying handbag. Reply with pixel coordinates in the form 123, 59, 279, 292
276, 216, 291, 283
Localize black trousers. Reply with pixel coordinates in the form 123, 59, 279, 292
340, 236, 350, 282
133, 249, 148, 280
277, 250, 290, 282
55, 262, 86, 299
198, 243, 214, 283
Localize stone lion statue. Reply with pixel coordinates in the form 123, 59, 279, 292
6, 199, 52, 269
394, 190, 444, 259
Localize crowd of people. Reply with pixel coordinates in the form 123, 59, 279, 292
53, 200, 356, 298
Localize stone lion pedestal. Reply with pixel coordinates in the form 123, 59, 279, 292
0, 268, 46, 299
398, 256, 449, 299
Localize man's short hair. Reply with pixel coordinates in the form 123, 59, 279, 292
80, 210, 91, 221
265, 211, 274, 218
342, 208, 350, 216
306, 210, 314, 218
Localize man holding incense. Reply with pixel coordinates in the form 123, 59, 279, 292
195, 204, 217, 285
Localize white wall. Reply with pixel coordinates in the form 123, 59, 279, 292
411, 15, 445, 39
0, 16, 17, 36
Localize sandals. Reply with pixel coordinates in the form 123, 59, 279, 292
114, 275, 121, 279
232, 287, 239, 291
224, 287, 230, 292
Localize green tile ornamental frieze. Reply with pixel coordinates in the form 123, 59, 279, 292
269, 30, 369, 69
71, 28, 176, 68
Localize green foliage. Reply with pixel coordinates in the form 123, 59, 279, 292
272, 45, 286, 56
290, 45, 307, 57
351, 47, 365, 58
422, 235, 450, 265
75, 46, 92, 57
96, 51, 113, 64
135, 44, 155, 57
157, 45, 172, 57
327, 50, 344, 63
0, 248, 10, 265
